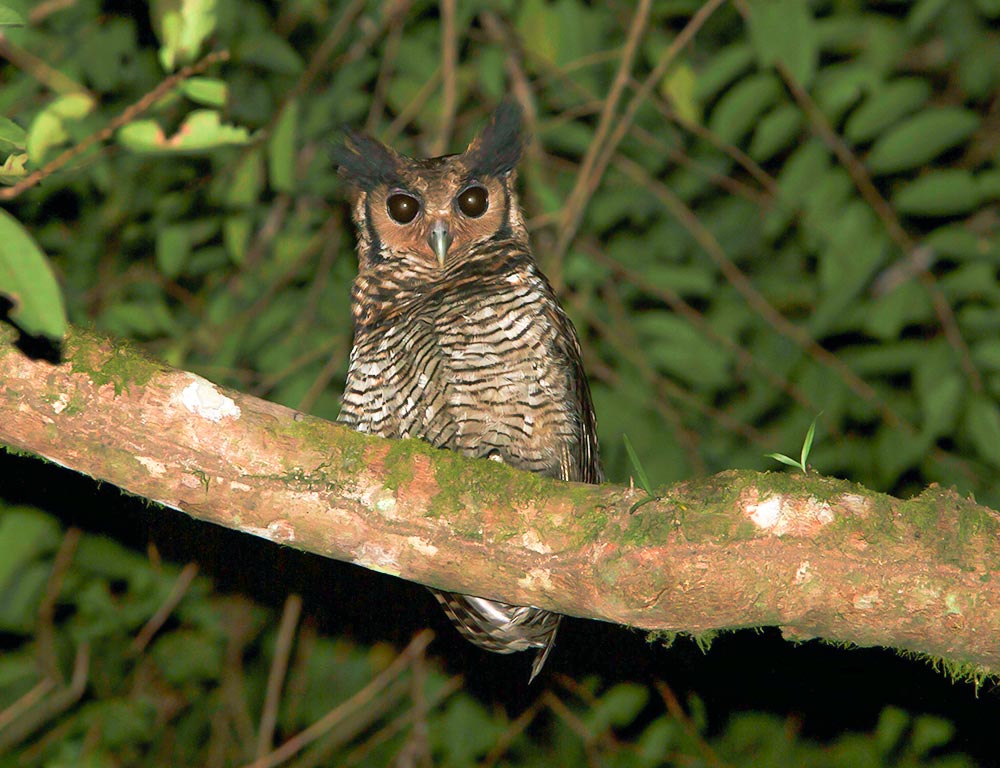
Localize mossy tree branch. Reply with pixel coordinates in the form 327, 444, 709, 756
1, 327, 998, 676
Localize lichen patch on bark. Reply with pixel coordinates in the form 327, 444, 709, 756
178, 375, 241, 422
744, 488, 836, 536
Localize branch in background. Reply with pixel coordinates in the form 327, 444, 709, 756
1, 327, 998, 676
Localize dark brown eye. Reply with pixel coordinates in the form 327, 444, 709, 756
386, 192, 420, 224
457, 185, 488, 217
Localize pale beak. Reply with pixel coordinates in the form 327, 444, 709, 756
427, 220, 452, 267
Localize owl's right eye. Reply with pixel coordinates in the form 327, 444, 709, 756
386, 193, 420, 224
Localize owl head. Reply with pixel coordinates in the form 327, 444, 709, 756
333, 101, 529, 273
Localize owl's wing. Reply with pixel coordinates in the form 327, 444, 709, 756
548, 301, 604, 485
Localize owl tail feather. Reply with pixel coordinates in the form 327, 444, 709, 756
430, 589, 561, 683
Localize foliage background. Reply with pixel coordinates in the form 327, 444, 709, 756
1, 0, 999, 764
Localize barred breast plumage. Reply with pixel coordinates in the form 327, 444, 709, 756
334, 101, 602, 681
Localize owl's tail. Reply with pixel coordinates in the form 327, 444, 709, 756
430, 589, 561, 683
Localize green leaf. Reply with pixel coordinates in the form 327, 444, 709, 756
518, 0, 560, 64
180, 77, 228, 108
894, 170, 981, 216
746, 0, 818, 88
0, 209, 67, 339
152, 630, 224, 683
965, 395, 1000, 468
0, 152, 28, 184
151, 0, 218, 70
867, 107, 980, 174
156, 224, 191, 278
800, 413, 820, 468
118, 110, 251, 154
0, 507, 61, 595
919, 373, 963, 439
749, 104, 802, 162
583, 683, 649, 732
766, 452, 804, 470
875, 706, 909, 754
268, 99, 298, 193
237, 33, 305, 75
844, 78, 931, 144
26, 93, 95, 164
707, 73, 783, 144
694, 44, 754, 103
0, 5, 25, 26
623, 434, 654, 496
0, 116, 26, 149
660, 61, 701, 125
907, 0, 949, 35
433, 693, 504, 763
908, 714, 955, 756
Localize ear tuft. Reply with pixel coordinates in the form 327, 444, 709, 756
330, 130, 404, 188
464, 100, 525, 178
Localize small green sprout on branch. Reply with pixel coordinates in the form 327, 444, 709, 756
766, 413, 821, 474
623, 433, 659, 513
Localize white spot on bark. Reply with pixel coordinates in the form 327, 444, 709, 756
376, 495, 397, 513
180, 376, 241, 422
745, 490, 835, 536
518, 567, 554, 593
854, 590, 880, 610
354, 543, 401, 576
52, 393, 70, 414
521, 530, 552, 554
407, 536, 438, 556
136, 456, 167, 476
794, 560, 811, 585
230, 481, 252, 492
748, 495, 782, 529
245, 519, 295, 544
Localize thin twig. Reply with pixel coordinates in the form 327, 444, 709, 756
480, 694, 547, 768
654, 680, 728, 768
432, 0, 459, 156
552, 0, 651, 283
0, 49, 230, 200
771, 58, 983, 393
384, 68, 442, 146
0, 643, 90, 753
552, 0, 728, 266
0, 678, 56, 734
628, 76, 779, 197
239, 630, 434, 768
131, 562, 199, 654
613, 154, 887, 409
542, 691, 603, 768
585, 241, 826, 426
28, 0, 78, 24
256, 594, 303, 758
364, 5, 407, 133
36, 527, 81, 684
283, 0, 367, 107
341, 676, 462, 768
0, 32, 90, 96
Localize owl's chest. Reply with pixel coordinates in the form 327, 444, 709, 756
353, 283, 576, 469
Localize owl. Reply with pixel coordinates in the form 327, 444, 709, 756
333, 102, 603, 681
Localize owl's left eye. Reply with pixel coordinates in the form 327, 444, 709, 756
387, 193, 420, 224
457, 185, 488, 218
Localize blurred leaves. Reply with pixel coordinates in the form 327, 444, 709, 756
0, 0, 998, 760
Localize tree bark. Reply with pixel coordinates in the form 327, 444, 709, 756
1, 327, 997, 676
